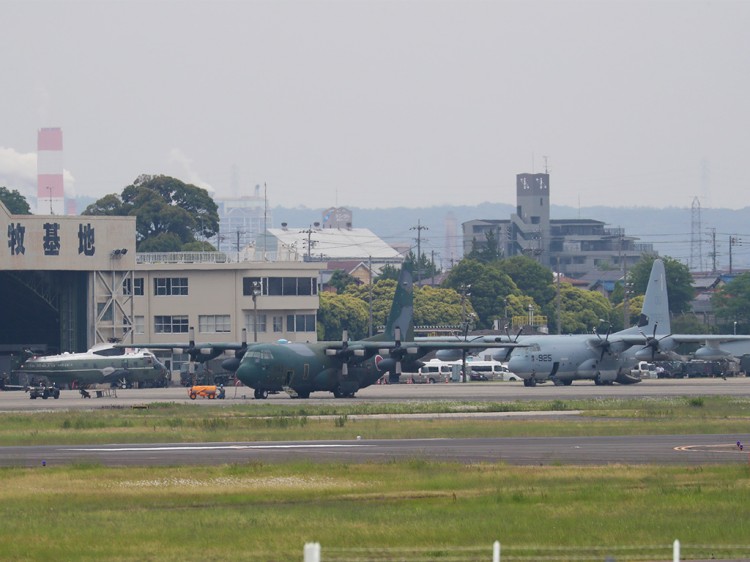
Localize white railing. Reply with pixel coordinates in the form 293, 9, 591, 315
135, 247, 301, 264
304, 539, 750, 561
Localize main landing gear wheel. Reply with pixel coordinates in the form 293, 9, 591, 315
523, 378, 537, 387
254, 388, 269, 400
296, 390, 310, 399
333, 386, 356, 398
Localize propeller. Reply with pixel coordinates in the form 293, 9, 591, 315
495, 325, 523, 361
326, 330, 360, 376
594, 325, 613, 361
378, 327, 414, 375
220, 328, 248, 373
638, 323, 673, 361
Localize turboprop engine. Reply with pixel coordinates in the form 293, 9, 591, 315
694, 346, 733, 360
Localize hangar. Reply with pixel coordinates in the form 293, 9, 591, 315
1, 201, 324, 377
1, 201, 136, 360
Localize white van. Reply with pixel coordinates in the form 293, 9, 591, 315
464, 360, 520, 381
402, 361, 453, 384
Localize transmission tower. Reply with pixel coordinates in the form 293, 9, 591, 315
690, 196, 704, 272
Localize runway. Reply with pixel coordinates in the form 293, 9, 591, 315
1, 434, 747, 468
1, 378, 748, 468
1, 377, 748, 412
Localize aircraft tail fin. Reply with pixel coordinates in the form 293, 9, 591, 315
620, 258, 671, 336
372, 261, 414, 342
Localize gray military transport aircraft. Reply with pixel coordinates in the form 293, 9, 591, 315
435, 259, 750, 386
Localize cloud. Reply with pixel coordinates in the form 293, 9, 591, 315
166, 148, 214, 194
0, 146, 77, 199
0, 147, 37, 197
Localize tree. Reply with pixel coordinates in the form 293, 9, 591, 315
413, 285, 474, 327
0, 187, 31, 214
327, 270, 360, 293
405, 251, 439, 282
82, 174, 219, 251
628, 255, 693, 314
442, 258, 520, 329
712, 272, 750, 331
344, 279, 400, 331
466, 229, 503, 263
556, 284, 613, 334
498, 255, 555, 309
317, 292, 369, 340
612, 294, 645, 331
376, 264, 401, 282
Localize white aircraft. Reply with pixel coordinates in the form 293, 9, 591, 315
13, 344, 169, 389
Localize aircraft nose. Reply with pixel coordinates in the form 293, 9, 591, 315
507, 355, 532, 376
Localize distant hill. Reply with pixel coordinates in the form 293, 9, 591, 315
272, 204, 750, 271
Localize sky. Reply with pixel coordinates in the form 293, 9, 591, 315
1, 0, 749, 211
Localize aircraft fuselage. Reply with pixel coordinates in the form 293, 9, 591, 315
14, 350, 168, 388
235, 342, 385, 398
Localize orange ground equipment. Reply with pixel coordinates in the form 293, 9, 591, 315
188, 385, 225, 400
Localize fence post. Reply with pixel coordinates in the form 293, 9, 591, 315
493, 540, 501, 562
304, 542, 320, 562
673, 539, 680, 562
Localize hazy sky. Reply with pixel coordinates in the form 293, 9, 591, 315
2, 0, 748, 210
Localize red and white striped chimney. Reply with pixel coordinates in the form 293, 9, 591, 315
37, 127, 65, 215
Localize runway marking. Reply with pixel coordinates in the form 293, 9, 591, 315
674, 444, 745, 454
62, 444, 375, 452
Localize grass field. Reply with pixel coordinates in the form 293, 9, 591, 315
1, 395, 749, 446
1, 396, 749, 561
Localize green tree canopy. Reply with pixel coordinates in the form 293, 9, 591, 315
317, 291, 370, 340
712, 272, 750, 332
628, 255, 694, 314
376, 264, 401, 282
0, 187, 31, 214
82, 174, 219, 251
405, 251, 440, 282
441, 258, 520, 329
497, 255, 555, 308
465, 228, 503, 263
413, 286, 474, 327
556, 284, 613, 334
327, 270, 360, 293
344, 279, 399, 331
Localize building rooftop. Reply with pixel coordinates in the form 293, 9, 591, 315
266, 227, 403, 261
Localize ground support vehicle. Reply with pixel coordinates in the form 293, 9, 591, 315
188, 385, 226, 400
26, 384, 61, 400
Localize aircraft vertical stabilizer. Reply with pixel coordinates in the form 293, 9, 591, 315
620, 259, 671, 336
378, 262, 414, 342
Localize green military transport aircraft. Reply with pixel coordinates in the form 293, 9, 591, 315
138, 263, 524, 399
232, 263, 524, 399
13, 344, 169, 389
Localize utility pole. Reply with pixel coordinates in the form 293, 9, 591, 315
729, 235, 741, 274
459, 284, 471, 383
555, 256, 562, 334
251, 281, 261, 342
299, 225, 317, 261
707, 228, 717, 274
410, 220, 429, 285
622, 260, 631, 329
368, 255, 373, 337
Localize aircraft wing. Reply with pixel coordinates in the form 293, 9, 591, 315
607, 333, 750, 361
343, 340, 527, 353
115, 328, 248, 362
